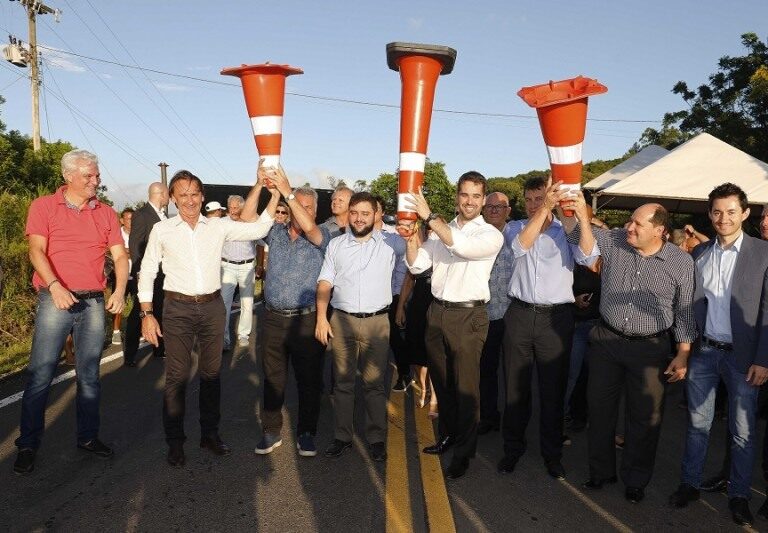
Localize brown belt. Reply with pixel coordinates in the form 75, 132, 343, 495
165, 290, 220, 303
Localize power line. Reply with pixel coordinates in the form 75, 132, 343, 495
57, 1, 236, 183
32, 44, 663, 125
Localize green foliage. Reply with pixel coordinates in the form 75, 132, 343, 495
369, 160, 457, 220
634, 32, 768, 160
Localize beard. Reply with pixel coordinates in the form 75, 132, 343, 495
350, 222, 374, 238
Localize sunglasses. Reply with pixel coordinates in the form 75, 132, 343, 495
275, 210, 288, 215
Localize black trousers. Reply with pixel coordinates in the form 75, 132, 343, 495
479, 318, 505, 425
587, 323, 671, 489
161, 294, 226, 443
425, 303, 488, 462
124, 273, 165, 362
388, 294, 410, 378
261, 310, 325, 436
502, 301, 574, 462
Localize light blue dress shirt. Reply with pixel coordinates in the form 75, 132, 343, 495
504, 218, 598, 305
382, 230, 408, 295
318, 230, 395, 313
696, 232, 743, 343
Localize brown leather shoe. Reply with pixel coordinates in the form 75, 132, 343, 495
200, 435, 231, 456
167, 442, 185, 468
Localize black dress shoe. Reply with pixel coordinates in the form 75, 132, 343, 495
756, 494, 768, 519
445, 458, 469, 480
167, 442, 185, 468
545, 460, 566, 480
124, 360, 137, 367
422, 436, 453, 455
324, 439, 352, 458
729, 497, 754, 526
200, 435, 231, 456
668, 483, 700, 508
625, 487, 644, 504
497, 456, 518, 474
700, 474, 728, 493
369, 442, 387, 462
77, 438, 114, 458
581, 476, 618, 489
477, 420, 499, 435
13, 448, 36, 475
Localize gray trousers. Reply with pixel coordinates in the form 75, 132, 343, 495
330, 311, 390, 444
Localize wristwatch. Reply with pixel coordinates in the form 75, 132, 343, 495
425, 212, 439, 224
139, 310, 154, 319
286, 192, 296, 201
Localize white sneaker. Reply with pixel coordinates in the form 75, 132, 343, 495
111, 331, 122, 345
238, 336, 249, 347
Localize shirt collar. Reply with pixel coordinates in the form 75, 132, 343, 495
343, 229, 383, 245
714, 231, 744, 252
173, 213, 207, 226
451, 214, 485, 229
55, 185, 99, 210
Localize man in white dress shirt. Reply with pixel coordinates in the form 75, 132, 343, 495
139, 168, 277, 467
405, 171, 503, 480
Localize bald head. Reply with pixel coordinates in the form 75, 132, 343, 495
626, 203, 668, 253
148, 182, 169, 208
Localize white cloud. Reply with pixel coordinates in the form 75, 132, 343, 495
42, 46, 86, 73
152, 82, 191, 92
99, 73, 113, 79
407, 17, 423, 30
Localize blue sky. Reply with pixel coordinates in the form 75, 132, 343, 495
0, 0, 766, 208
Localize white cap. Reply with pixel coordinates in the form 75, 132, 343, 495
205, 201, 224, 213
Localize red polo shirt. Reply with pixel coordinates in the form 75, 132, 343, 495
26, 186, 123, 291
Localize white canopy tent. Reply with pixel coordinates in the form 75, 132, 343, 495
583, 145, 668, 192
590, 133, 768, 214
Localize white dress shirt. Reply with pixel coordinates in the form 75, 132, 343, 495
318, 231, 395, 313
407, 215, 503, 302
697, 231, 743, 343
138, 212, 273, 302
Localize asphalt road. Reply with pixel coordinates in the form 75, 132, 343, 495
0, 305, 765, 532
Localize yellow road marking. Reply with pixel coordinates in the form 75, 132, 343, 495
413, 392, 456, 533
386, 378, 413, 533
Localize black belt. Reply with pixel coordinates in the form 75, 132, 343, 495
511, 297, 569, 313
71, 290, 104, 300
222, 258, 255, 265
165, 290, 220, 303
266, 304, 316, 317
702, 336, 733, 352
335, 307, 389, 318
600, 319, 668, 341
433, 298, 485, 309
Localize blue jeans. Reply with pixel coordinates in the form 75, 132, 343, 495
15, 290, 106, 450
681, 344, 759, 498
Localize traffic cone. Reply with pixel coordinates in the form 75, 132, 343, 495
387, 42, 456, 233
221, 63, 303, 170
518, 76, 607, 216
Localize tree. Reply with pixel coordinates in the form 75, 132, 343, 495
353, 179, 368, 192
368, 160, 456, 220
634, 33, 768, 160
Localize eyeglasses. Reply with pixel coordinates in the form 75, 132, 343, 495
484, 204, 510, 211
275, 210, 288, 215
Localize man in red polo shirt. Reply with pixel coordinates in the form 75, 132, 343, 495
13, 149, 128, 475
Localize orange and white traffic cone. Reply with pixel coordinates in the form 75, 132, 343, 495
221, 62, 303, 172
387, 42, 456, 235
518, 76, 607, 216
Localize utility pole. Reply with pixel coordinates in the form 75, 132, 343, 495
13, 0, 61, 152
158, 162, 169, 216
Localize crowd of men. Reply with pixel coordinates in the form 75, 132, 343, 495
12, 148, 768, 527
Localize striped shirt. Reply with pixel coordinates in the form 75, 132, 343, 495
569, 226, 696, 342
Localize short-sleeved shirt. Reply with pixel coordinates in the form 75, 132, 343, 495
318, 231, 395, 313
25, 186, 122, 291
264, 224, 331, 309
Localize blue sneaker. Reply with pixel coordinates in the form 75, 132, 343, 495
297, 433, 317, 457
254, 433, 282, 455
